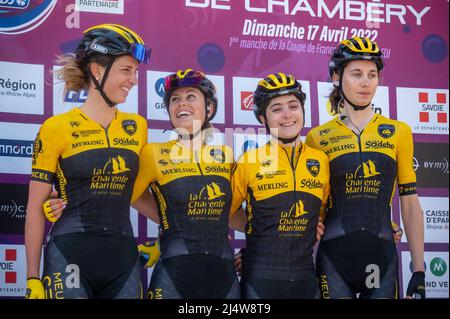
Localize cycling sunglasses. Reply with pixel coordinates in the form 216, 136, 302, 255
164, 70, 205, 91
129, 43, 151, 64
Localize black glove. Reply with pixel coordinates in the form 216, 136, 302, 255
406, 271, 426, 299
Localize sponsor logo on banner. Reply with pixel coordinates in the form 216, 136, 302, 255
0, 61, 44, 114
53, 66, 138, 115
0, 122, 40, 174
75, 0, 124, 14
0, 184, 27, 235
241, 91, 254, 111
397, 88, 449, 135
0, 245, 27, 297
147, 71, 225, 124
234, 77, 311, 128
0, 0, 56, 35
413, 143, 449, 188
317, 82, 390, 125
233, 133, 270, 160
401, 197, 448, 244
401, 252, 449, 299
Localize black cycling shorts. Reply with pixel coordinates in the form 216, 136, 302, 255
42, 232, 142, 299
147, 254, 240, 299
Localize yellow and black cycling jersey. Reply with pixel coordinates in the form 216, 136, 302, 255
231, 141, 330, 280
132, 141, 234, 260
31, 108, 147, 236
306, 114, 417, 242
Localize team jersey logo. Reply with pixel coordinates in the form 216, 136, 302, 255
122, 120, 137, 136
306, 159, 320, 177
200, 182, 226, 200
378, 124, 395, 139
357, 160, 381, 178
210, 148, 225, 164
261, 159, 272, 167
290, 199, 309, 218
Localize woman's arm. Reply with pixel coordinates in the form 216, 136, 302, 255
25, 181, 52, 278
400, 194, 425, 272
132, 188, 160, 224
229, 206, 247, 232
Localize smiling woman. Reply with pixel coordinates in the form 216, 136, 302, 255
24, 23, 151, 299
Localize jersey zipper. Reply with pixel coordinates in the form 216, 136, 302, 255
354, 130, 366, 231
281, 145, 302, 281
194, 151, 204, 175
103, 127, 111, 148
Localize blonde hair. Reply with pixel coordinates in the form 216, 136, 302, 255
53, 53, 114, 94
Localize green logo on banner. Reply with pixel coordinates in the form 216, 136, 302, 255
430, 257, 447, 277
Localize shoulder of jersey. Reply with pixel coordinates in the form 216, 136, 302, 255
307, 118, 339, 138
303, 143, 328, 161
238, 142, 269, 162
41, 108, 79, 128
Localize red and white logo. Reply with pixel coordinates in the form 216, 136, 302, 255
397, 88, 449, 135
241, 91, 254, 111
418, 92, 448, 124
1, 248, 17, 284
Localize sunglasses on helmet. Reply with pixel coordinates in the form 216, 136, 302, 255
164, 70, 206, 91
129, 43, 151, 64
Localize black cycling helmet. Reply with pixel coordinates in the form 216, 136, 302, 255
329, 36, 383, 78
329, 36, 383, 111
164, 69, 218, 134
76, 24, 150, 107
253, 72, 306, 124
76, 23, 150, 63
253, 73, 306, 144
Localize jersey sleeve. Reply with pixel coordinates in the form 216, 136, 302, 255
132, 143, 158, 203
230, 154, 248, 216
31, 117, 66, 184
320, 154, 330, 220
305, 130, 318, 149
139, 116, 148, 146
396, 123, 417, 196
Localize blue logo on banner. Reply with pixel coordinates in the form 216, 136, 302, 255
0, 0, 57, 35
0, 0, 30, 9
242, 140, 258, 153
0, 139, 33, 157
64, 90, 88, 103
155, 78, 165, 98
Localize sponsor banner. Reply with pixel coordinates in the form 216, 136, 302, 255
0, 0, 57, 35
148, 129, 225, 146
401, 197, 448, 244
52, 66, 139, 115
233, 132, 270, 160
148, 129, 176, 143
413, 143, 449, 188
234, 230, 245, 240
147, 219, 159, 239
0, 184, 27, 235
317, 82, 390, 125
397, 88, 448, 135
401, 251, 449, 299
0, 245, 27, 297
233, 76, 312, 128
147, 71, 225, 124
0, 122, 40, 174
0, 61, 44, 115
75, 0, 124, 14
